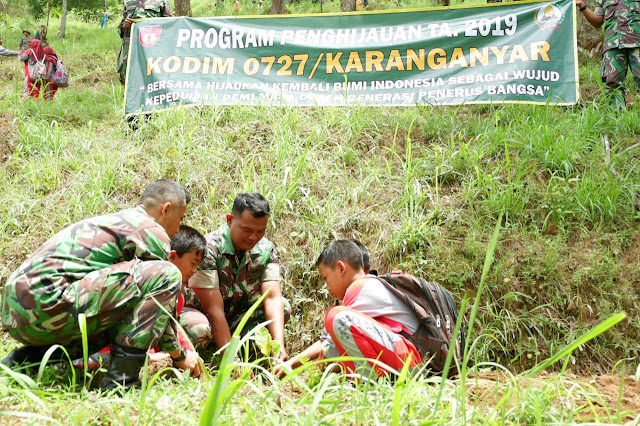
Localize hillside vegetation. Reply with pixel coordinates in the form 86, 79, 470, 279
0, 0, 639, 423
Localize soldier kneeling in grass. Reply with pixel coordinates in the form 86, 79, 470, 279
179, 193, 290, 362
72, 225, 207, 376
275, 239, 462, 380
1, 179, 201, 391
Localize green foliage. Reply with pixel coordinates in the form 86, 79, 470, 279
0, 3, 639, 424
27, 0, 105, 19
252, 326, 282, 359
0, 12, 9, 27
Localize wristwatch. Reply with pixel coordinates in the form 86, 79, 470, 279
171, 347, 187, 363
579, 5, 588, 11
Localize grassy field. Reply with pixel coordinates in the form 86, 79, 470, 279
1, 0, 640, 423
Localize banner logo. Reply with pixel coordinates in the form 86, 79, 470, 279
534, 4, 563, 29
140, 24, 162, 47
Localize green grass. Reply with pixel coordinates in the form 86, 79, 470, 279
1, 0, 640, 423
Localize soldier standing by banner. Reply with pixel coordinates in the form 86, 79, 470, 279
117, 0, 172, 85
1, 179, 200, 391
576, 0, 640, 108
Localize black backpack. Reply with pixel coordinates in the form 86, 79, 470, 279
375, 273, 465, 377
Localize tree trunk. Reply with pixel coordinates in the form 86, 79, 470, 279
341, 0, 355, 12
174, 0, 192, 16
46, 0, 50, 28
59, 0, 68, 39
270, 0, 285, 15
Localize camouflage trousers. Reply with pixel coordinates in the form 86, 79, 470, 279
179, 291, 291, 348
601, 47, 640, 105
117, 38, 130, 85
4, 259, 182, 352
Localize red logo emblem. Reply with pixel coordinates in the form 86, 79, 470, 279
139, 24, 162, 47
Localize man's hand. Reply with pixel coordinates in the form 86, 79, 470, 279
276, 349, 289, 364
575, 0, 585, 9
122, 18, 134, 30
273, 359, 294, 379
174, 350, 203, 378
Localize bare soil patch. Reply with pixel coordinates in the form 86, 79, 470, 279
468, 371, 640, 422
0, 113, 17, 162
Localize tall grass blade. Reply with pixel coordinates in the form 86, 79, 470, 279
305, 364, 337, 426
0, 411, 61, 425
37, 344, 75, 387
526, 312, 627, 377
459, 211, 503, 424
432, 297, 468, 416
0, 363, 37, 390
78, 313, 89, 387
199, 290, 270, 426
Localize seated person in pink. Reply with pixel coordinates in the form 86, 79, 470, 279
275, 240, 422, 380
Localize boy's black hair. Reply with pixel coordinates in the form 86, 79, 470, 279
316, 240, 364, 270
348, 239, 371, 274
232, 192, 270, 218
171, 225, 207, 257
139, 179, 190, 209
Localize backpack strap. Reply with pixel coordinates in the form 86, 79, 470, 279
417, 277, 443, 325
380, 273, 423, 319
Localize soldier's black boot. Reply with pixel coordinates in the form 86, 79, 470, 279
1, 345, 51, 370
98, 344, 147, 392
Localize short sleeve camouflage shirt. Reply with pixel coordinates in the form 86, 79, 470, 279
594, 0, 640, 51
189, 224, 281, 311
1, 207, 171, 329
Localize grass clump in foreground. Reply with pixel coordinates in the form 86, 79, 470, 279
1, 1, 640, 423
0, 218, 635, 424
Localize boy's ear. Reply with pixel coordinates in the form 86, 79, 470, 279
336, 260, 346, 275
169, 250, 178, 261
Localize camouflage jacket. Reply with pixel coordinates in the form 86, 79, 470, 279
1, 206, 171, 329
119, 0, 172, 38
188, 224, 281, 313
18, 37, 32, 52
595, 0, 640, 51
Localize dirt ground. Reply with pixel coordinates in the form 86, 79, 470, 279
468, 371, 640, 422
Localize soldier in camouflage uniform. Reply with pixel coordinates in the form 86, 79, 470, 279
577, 0, 640, 108
18, 30, 33, 52
1, 179, 201, 390
180, 193, 290, 362
117, 0, 172, 85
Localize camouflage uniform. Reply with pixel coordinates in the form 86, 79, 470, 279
1, 207, 182, 353
118, 0, 172, 85
18, 36, 33, 52
180, 224, 289, 346
594, 0, 640, 106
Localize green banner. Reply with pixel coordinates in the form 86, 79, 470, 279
125, 0, 579, 114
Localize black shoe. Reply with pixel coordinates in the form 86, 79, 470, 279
1, 345, 51, 370
98, 344, 147, 392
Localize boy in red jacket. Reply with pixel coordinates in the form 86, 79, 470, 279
275, 240, 421, 380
